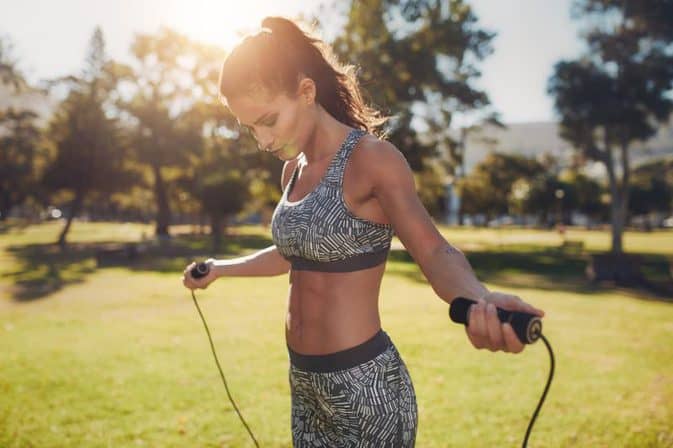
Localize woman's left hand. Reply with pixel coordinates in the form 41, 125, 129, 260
465, 291, 545, 354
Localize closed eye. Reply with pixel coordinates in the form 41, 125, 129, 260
236, 112, 276, 137
261, 114, 278, 127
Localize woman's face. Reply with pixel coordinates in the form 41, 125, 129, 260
226, 83, 316, 161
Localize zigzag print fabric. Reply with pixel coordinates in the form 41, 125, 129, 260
271, 128, 395, 272
289, 344, 418, 447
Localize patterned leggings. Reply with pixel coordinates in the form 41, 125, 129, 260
288, 331, 418, 447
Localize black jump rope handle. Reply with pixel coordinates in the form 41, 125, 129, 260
449, 297, 543, 344
190, 262, 210, 280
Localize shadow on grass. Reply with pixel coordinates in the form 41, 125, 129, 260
5, 230, 672, 304
386, 246, 673, 302
3, 232, 272, 302
0, 219, 36, 234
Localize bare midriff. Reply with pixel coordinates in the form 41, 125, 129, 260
285, 262, 386, 355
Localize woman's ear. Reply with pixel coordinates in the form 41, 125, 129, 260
297, 77, 317, 105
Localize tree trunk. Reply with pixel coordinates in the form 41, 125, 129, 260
617, 140, 631, 251
603, 140, 624, 255
0, 191, 12, 221
456, 128, 467, 226
588, 137, 644, 284
609, 188, 624, 254
210, 213, 222, 251
151, 163, 171, 238
606, 139, 632, 255
58, 192, 84, 247
199, 211, 206, 235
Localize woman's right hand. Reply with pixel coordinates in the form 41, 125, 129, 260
181, 259, 218, 290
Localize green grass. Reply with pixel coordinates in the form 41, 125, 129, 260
1, 220, 673, 447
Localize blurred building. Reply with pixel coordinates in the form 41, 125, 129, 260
442, 118, 673, 225
459, 119, 673, 176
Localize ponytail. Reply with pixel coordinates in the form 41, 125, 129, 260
219, 16, 388, 135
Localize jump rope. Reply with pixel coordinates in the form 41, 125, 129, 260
189, 262, 555, 447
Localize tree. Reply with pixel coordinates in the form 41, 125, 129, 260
457, 152, 544, 222
0, 108, 43, 220
117, 28, 216, 239
187, 151, 250, 251
629, 157, 673, 219
511, 176, 558, 226
175, 104, 260, 250
0, 34, 29, 92
564, 171, 606, 224
330, 0, 496, 209
0, 35, 44, 221
548, 0, 673, 254
42, 27, 137, 246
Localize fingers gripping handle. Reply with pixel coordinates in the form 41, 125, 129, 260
449, 297, 543, 344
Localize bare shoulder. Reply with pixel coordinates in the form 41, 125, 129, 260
280, 158, 301, 190
352, 134, 414, 189
354, 134, 408, 165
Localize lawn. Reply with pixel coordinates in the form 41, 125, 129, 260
1, 220, 672, 447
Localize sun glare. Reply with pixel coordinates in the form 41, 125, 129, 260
161, 0, 314, 51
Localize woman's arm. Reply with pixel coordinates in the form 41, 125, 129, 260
182, 245, 290, 290
360, 138, 544, 353
211, 245, 290, 277
361, 139, 487, 302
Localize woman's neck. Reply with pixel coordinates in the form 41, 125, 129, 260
301, 107, 352, 165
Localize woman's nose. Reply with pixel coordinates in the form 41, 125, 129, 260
256, 132, 274, 152
257, 140, 274, 152
255, 130, 273, 151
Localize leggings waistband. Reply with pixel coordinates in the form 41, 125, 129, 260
288, 329, 392, 373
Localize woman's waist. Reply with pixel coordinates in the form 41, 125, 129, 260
287, 328, 392, 373
285, 314, 382, 351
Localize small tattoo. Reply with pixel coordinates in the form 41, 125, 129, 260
444, 245, 460, 255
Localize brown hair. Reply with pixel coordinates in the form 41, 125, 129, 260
218, 16, 388, 135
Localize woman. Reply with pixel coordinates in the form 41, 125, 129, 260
182, 16, 544, 447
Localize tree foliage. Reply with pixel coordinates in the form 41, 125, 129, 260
457, 152, 544, 220
0, 34, 45, 220
42, 27, 137, 246
0, 108, 43, 220
113, 28, 218, 238
331, 0, 496, 210
548, 0, 673, 253
629, 156, 673, 216
0, 34, 29, 92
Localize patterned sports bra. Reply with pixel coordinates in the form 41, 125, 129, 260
271, 128, 394, 272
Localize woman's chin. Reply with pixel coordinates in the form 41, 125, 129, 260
275, 145, 301, 161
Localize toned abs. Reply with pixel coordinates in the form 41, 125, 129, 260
282, 133, 391, 354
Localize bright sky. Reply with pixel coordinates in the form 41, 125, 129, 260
0, 0, 583, 124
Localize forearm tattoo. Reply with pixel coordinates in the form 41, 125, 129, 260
444, 244, 461, 255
